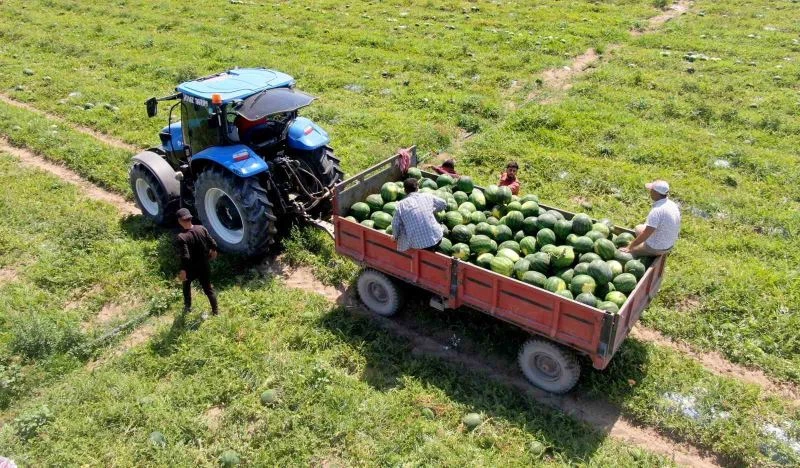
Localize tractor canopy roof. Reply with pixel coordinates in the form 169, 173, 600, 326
176, 68, 295, 103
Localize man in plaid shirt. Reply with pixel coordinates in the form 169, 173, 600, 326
392, 178, 447, 251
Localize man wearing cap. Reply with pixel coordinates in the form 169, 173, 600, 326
175, 208, 219, 317
621, 180, 681, 257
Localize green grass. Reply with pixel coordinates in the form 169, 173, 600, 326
0, 156, 673, 466
0, 0, 658, 172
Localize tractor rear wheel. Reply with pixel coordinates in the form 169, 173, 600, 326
194, 167, 277, 256
129, 163, 174, 225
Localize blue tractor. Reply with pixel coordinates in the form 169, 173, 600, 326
129, 68, 342, 256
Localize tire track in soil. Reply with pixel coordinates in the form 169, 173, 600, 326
0, 139, 138, 215
0, 94, 141, 153
630, 326, 800, 406
266, 263, 721, 468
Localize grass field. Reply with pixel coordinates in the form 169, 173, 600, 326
2, 0, 800, 465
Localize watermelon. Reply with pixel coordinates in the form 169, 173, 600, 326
365, 194, 384, 211
475, 222, 494, 237
553, 219, 573, 241
497, 241, 519, 256
550, 246, 575, 269
536, 228, 557, 247
506, 202, 521, 214
490, 256, 515, 276
440, 224, 448, 237
595, 281, 615, 299
579, 252, 601, 263
521, 270, 547, 288
149, 431, 167, 448
470, 235, 497, 255
514, 230, 526, 242
570, 274, 597, 296
459, 201, 477, 213
260, 389, 278, 405
573, 262, 590, 275
476, 253, 495, 268
462, 413, 483, 429
573, 236, 595, 254
598, 218, 615, 230
539, 244, 559, 256
587, 260, 613, 284
493, 224, 513, 243
522, 217, 538, 235
555, 290, 574, 300
606, 260, 623, 277
520, 194, 539, 203
371, 211, 392, 229
438, 238, 453, 255
594, 238, 617, 260
453, 191, 469, 205
219, 450, 241, 467
445, 196, 459, 212
536, 213, 557, 230
451, 225, 472, 244
585, 230, 605, 242
457, 208, 473, 222
485, 184, 502, 204
527, 252, 550, 274
557, 268, 575, 283
451, 243, 470, 260
520, 201, 540, 217
381, 182, 400, 202
360, 220, 375, 228
571, 213, 593, 235
605, 291, 627, 307
382, 202, 397, 216
465, 223, 476, 235
386, 225, 393, 235
344, 216, 357, 222
537, 206, 547, 216
469, 189, 486, 210
575, 293, 597, 307
613, 232, 635, 248
490, 204, 507, 219
519, 236, 537, 256
406, 167, 422, 179
514, 259, 531, 279
350, 202, 371, 221
496, 248, 520, 264
497, 186, 513, 204
597, 301, 620, 314
624, 260, 646, 280
444, 211, 464, 229
612, 273, 638, 294
421, 178, 438, 190
455, 176, 474, 194
468, 211, 485, 224
591, 223, 611, 239
505, 211, 525, 231
565, 233, 579, 247
614, 250, 634, 264
545, 277, 567, 293
437, 174, 455, 188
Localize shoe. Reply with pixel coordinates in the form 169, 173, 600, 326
182, 307, 192, 314
212, 310, 219, 316
200, 312, 209, 321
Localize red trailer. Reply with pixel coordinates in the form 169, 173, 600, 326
333, 149, 666, 393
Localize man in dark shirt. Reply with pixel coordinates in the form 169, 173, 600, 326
175, 208, 219, 317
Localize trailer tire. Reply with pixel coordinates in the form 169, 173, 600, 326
357, 269, 402, 317
518, 338, 580, 394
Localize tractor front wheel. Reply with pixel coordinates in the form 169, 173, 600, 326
194, 167, 277, 256
129, 163, 174, 225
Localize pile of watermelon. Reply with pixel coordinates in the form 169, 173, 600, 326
345, 167, 651, 314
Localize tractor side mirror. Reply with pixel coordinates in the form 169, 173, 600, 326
145, 98, 158, 118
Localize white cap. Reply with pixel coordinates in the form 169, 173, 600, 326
645, 180, 670, 195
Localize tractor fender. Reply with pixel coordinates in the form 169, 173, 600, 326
190, 145, 269, 178
286, 116, 330, 151
130, 150, 181, 198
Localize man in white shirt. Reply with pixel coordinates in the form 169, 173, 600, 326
621, 180, 681, 257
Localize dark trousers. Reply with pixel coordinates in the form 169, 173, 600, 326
182, 265, 218, 314
422, 239, 442, 251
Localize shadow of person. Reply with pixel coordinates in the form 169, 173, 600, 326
149, 308, 203, 356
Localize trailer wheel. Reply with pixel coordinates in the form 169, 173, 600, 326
357, 269, 402, 317
518, 338, 580, 394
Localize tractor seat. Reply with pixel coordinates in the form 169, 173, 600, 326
236, 117, 284, 148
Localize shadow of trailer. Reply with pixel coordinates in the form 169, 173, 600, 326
332, 148, 666, 394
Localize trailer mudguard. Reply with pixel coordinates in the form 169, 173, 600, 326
286, 116, 330, 151
191, 145, 269, 178
131, 150, 181, 198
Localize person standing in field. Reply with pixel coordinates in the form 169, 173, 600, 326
499, 161, 520, 195
431, 158, 458, 177
391, 178, 447, 251
621, 180, 681, 257
175, 208, 219, 318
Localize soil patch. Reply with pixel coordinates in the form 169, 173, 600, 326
85, 315, 170, 371
0, 139, 138, 216
202, 405, 224, 431
0, 94, 140, 153
0, 267, 19, 284
630, 326, 800, 406
259, 256, 346, 304
632, 0, 692, 36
